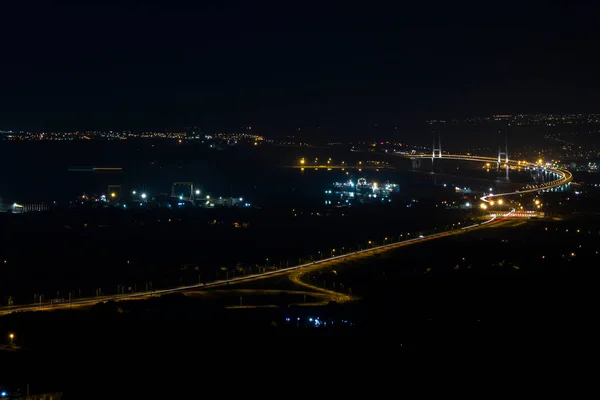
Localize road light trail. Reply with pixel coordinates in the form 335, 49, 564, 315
0, 214, 507, 315
0, 154, 559, 314
397, 153, 573, 203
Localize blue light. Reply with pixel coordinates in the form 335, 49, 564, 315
1, 391, 6, 397
309, 318, 313, 322
285, 317, 290, 322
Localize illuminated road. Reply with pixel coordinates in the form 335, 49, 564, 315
399, 153, 573, 203
0, 213, 510, 315
2, 153, 559, 315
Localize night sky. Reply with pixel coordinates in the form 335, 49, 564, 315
1, 1, 600, 135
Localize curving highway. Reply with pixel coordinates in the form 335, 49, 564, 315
0, 214, 507, 315
399, 153, 573, 203
0, 153, 567, 315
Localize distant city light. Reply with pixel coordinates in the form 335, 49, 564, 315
497, 199, 503, 205
489, 188, 493, 192
141, 193, 147, 199
179, 195, 183, 200
110, 192, 116, 198
480, 203, 487, 209
195, 189, 200, 195
465, 202, 471, 207
132, 190, 136, 195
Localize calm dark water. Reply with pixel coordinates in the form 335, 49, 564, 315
0, 140, 541, 206
0, 140, 561, 303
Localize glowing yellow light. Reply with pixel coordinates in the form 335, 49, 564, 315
538, 159, 543, 164
490, 201, 495, 206
480, 203, 488, 209
110, 192, 116, 198
497, 199, 503, 205
535, 200, 540, 205
300, 158, 305, 165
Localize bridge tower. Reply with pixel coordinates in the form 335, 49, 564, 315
497, 124, 509, 180
432, 129, 442, 160
411, 157, 422, 169
497, 127, 508, 165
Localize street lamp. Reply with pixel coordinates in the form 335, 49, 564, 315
195, 189, 201, 195
141, 193, 147, 199
110, 192, 116, 198
8, 333, 14, 345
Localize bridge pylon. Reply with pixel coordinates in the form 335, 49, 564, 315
497, 125, 509, 180
432, 129, 442, 160
497, 128, 508, 166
